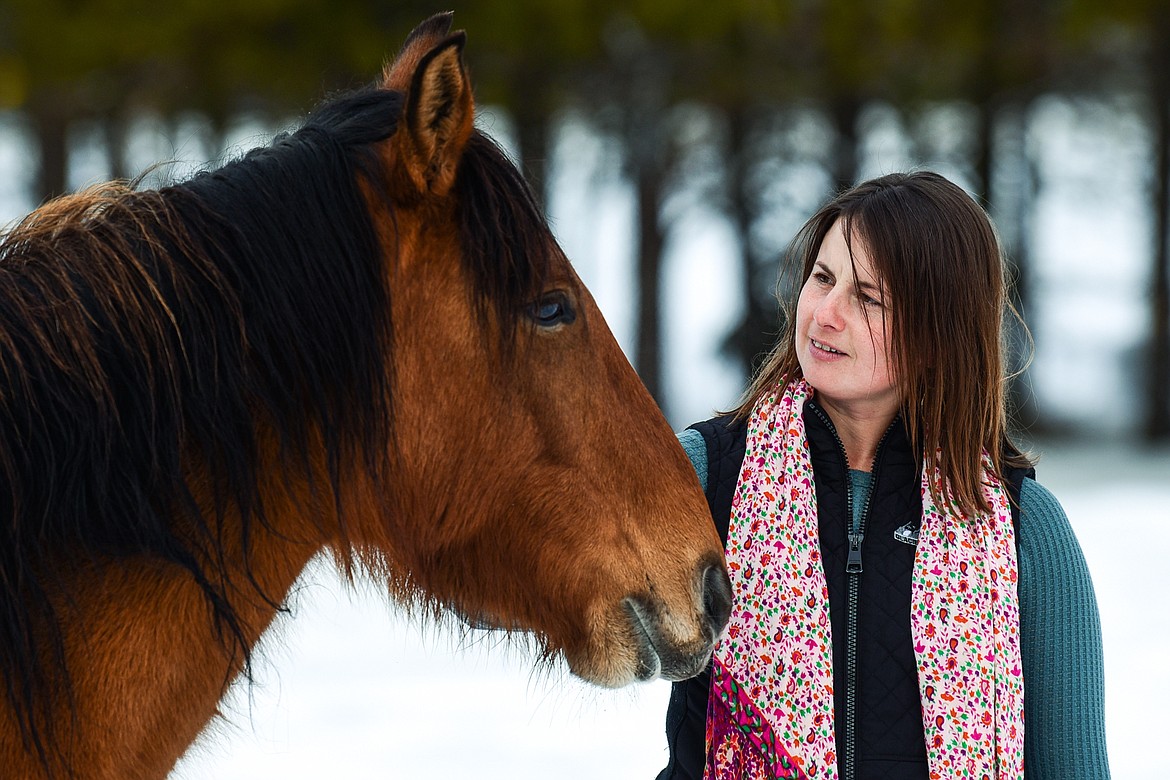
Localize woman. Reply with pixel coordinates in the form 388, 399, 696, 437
658, 172, 1110, 779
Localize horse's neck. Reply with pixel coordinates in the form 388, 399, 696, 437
9, 509, 321, 779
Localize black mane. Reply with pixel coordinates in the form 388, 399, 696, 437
0, 82, 556, 766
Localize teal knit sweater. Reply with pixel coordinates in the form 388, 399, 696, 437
677, 429, 1111, 779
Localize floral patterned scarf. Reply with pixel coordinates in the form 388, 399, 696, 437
704, 379, 1024, 779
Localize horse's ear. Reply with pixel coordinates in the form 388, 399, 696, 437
383, 13, 455, 92
383, 14, 473, 196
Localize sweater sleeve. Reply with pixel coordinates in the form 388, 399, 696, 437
1017, 477, 1111, 779
677, 428, 708, 492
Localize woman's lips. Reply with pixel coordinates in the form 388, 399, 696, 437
810, 337, 847, 358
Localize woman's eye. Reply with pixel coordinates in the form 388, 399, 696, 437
526, 293, 576, 327
813, 272, 833, 285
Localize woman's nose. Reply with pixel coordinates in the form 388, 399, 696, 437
814, 291, 845, 330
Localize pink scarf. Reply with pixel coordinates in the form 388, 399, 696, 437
704, 380, 1024, 779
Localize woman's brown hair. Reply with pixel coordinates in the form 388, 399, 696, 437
733, 171, 1032, 514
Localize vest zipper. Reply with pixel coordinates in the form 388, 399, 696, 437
807, 402, 895, 780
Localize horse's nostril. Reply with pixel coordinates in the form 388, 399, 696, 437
702, 564, 733, 637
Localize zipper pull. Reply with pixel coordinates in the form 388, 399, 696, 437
847, 533, 864, 573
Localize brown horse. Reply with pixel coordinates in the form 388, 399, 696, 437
0, 14, 730, 780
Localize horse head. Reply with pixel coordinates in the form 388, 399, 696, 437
346, 13, 731, 686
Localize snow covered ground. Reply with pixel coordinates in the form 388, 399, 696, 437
171, 438, 1168, 780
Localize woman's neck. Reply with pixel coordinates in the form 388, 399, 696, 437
812, 393, 898, 471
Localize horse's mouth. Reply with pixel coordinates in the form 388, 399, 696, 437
450, 563, 732, 687
622, 598, 663, 680
622, 564, 731, 682
627, 596, 725, 681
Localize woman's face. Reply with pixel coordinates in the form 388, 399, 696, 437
795, 219, 900, 424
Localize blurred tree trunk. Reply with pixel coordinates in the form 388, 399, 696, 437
634, 159, 666, 403
1148, 9, 1170, 441
1000, 107, 1041, 430
974, 102, 995, 208
965, 0, 1048, 432
513, 101, 551, 211
975, 99, 1041, 429
724, 107, 780, 380
626, 101, 679, 408
102, 112, 129, 182
599, 22, 679, 409
827, 95, 861, 191
28, 98, 69, 205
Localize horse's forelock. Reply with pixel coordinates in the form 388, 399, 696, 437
454, 131, 558, 347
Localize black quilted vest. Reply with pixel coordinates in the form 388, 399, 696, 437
657, 403, 1031, 780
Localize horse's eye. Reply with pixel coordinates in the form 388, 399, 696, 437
526, 293, 575, 328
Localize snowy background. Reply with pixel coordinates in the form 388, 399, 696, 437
0, 97, 1167, 778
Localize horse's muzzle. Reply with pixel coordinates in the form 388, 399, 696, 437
624, 562, 732, 681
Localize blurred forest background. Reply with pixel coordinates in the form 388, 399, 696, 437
0, 0, 1168, 439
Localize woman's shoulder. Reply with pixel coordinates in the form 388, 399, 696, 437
1018, 477, 1079, 544
1018, 477, 1079, 552
1016, 476, 1097, 589
1019, 476, 1063, 521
